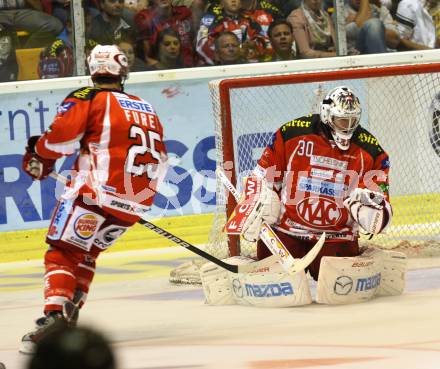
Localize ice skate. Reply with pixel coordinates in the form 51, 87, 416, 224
34, 292, 81, 328
19, 311, 67, 355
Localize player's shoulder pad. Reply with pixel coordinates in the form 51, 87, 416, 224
279, 113, 319, 141
352, 126, 385, 158
66, 87, 101, 101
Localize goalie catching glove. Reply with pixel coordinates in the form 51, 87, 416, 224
224, 176, 281, 242
344, 188, 392, 234
22, 136, 56, 180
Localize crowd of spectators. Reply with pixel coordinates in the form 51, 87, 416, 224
0, 0, 439, 81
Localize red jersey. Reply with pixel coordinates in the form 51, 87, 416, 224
196, 9, 267, 65
35, 87, 167, 223
256, 114, 391, 242
135, 6, 195, 67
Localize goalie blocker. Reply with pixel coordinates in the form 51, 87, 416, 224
200, 247, 407, 307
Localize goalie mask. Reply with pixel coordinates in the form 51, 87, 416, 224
320, 86, 362, 150
87, 44, 129, 83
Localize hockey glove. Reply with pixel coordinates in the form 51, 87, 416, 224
242, 186, 280, 242
343, 188, 390, 234
224, 177, 281, 242
22, 136, 55, 180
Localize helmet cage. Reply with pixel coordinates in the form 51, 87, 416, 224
328, 113, 360, 137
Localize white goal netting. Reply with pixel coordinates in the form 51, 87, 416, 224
206, 63, 440, 261
169, 60, 440, 285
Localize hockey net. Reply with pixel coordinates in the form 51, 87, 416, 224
207, 63, 440, 260
170, 61, 440, 284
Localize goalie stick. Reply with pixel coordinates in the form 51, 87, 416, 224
217, 168, 325, 275
48, 172, 277, 273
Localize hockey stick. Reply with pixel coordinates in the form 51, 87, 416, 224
48, 172, 277, 273
217, 168, 325, 275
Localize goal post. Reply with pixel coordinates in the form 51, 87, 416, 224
207, 62, 440, 260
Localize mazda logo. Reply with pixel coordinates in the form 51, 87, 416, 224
232, 278, 244, 298
334, 276, 353, 295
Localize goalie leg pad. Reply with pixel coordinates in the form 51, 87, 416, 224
200, 257, 312, 307
316, 247, 407, 304
316, 254, 381, 304
361, 247, 407, 296
232, 262, 312, 307
200, 256, 255, 305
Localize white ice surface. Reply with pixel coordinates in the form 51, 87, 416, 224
0, 249, 439, 369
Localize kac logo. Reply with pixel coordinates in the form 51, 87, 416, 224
296, 196, 342, 228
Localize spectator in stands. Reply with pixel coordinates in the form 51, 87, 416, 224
134, 0, 195, 67
117, 38, 152, 71
88, 0, 134, 45
275, 0, 298, 18
150, 28, 184, 69
287, 0, 336, 58
27, 325, 116, 369
380, 0, 392, 10
124, 0, 148, 13
214, 31, 246, 64
41, 0, 70, 25
241, 0, 283, 60
429, 0, 440, 47
207, 0, 283, 21
171, 0, 206, 32
345, 0, 401, 54
0, 28, 18, 81
38, 38, 73, 78
120, 0, 147, 26
37, 7, 99, 79
241, 0, 283, 36
267, 19, 296, 61
395, 0, 436, 50
0, 0, 63, 48
196, 0, 267, 65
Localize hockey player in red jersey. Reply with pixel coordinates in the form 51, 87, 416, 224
240, 86, 392, 278
202, 86, 405, 307
20, 44, 167, 353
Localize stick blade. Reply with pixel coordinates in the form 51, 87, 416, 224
289, 232, 326, 275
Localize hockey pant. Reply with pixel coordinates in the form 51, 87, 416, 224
43, 196, 135, 314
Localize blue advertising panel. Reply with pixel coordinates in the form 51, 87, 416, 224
0, 80, 217, 231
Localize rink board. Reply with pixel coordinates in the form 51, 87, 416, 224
1, 193, 439, 263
